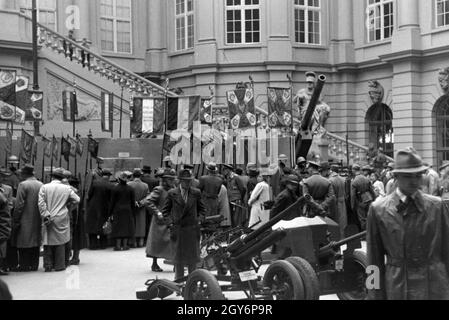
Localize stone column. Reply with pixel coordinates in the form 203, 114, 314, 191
392, 0, 420, 52
331, 0, 354, 65
146, 0, 165, 74
267, 0, 291, 62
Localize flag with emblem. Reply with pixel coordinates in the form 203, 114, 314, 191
19, 129, 34, 164
131, 97, 165, 135
42, 135, 52, 158
76, 134, 84, 156
88, 135, 99, 159
61, 136, 71, 162
68, 136, 77, 158
101, 92, 113, 133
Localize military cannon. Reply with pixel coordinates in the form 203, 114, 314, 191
296, 74, 327, 160
136, 195, 368, 301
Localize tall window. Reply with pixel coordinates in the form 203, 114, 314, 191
434, 95, 449, 165
436, 0, 449, 27
175, 0, 194, 51
366, 0, 394, 42
226, 0, 260, 44
366, 103, 394, 158
21, 0, 57, 31
294, 0, 321, 45
100, 0, 132, 54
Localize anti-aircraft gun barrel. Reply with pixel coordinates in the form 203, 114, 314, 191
301, 74, 327, 131
227, 195, 311, 256
318, 231, 367, 259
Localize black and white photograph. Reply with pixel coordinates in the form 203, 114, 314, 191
0, 0, 449, 308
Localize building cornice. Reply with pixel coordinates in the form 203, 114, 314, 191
0, 39, 33, 54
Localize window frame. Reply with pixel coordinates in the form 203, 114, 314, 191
100, 0, 133, 55
293, 0, 322, 45
21, 0, 57, 31
436, 0, 449, 28
225, 0, 261, 45
366, 0, 395, 43
175, 0, 195, 51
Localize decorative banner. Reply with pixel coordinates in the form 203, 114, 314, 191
0, 70, 16, 106
227, 88, 256, 130
101, 92, 113, 133
42, 136, 52, 159
27, 91, 43, 121
68, 135, 77, 158
52, 135, 59, 162
61, 136, 71, 162
76, 134, 84, 156
88, 136, 99, 159
211, 105, 230, 134
167, 96, 201, 131
267, 87, 293, 131
131, 98, 165, 135
0, 101, 25, 124
5, 127, 12, 154
62, 90, 78, 122
15, 75, 29, 111
32, 136, 38, 163
200, 98, 213, 126
20, 129, 34, 164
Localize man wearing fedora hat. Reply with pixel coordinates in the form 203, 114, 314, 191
198, 163, 224, 219
367, 147, 449, 300
128, 169, 150, 248
39, 168, 80, 272
162, 169, 206, 280
12, 165, 43, 272
143, 168, 176, 272
141, 165, 159, 193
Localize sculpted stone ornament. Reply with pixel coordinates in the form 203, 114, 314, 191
368, 80, 385, 105
439, 67, 449, 95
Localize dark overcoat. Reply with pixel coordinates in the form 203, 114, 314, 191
329, 173, 348, 238
351, 174, 376, 230
0, 192, 11, 242
303, 174, 336, 216
110, 183, 136, 239
145, 186, 172, 259
12, 177, 43, 248
270, 188, 300, 220
367, 191, 449, 300
199, 174, 223, 217
128, 178, 149, 238
85, 178, 112, 235
162, 187, 205, 265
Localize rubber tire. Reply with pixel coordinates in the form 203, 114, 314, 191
286, 256, 320, 300
263, 260, 305, 300
184, 269, 225, 300
337, 250, 369, 301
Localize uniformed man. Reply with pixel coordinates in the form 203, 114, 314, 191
329, 164, 347, 238
270, 175, 302, 220
303, 161, 336, 217
272, 154, 289, 198
222, 164, 247, 227
351, 164, 376, 230
295, 157, 308, 181
198, 162, 223, 218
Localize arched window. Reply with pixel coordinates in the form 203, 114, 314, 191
434, 95, 449, 166
366, 103, 394, 158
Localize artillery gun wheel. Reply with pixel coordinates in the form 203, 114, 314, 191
184, 269, 225, 300
263, 260, 305, 300
337, 251, 368, 301
286, 257, 320, 300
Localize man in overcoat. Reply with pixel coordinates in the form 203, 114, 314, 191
128, 169, 149, 248
329, 164, 347, 239
351, 164, 376, 230
303, 161, 336, 217
12, 165, 43, 272
198, 163, 223, 218
162, 169, 205, 280
367, 147, 449, 300
0, 191, 11, 275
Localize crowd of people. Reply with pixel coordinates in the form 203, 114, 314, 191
2, 145, 449, 300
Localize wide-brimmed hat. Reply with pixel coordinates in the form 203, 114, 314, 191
206, 162, 218, 172
7, 156, 19, 164
52, 168, 66, 179
222, 164, 234, 171
178, 169, 193, 180
352, 164, 361, 171
440, 161, 449, 171
155, 168, 165, 178
21, 164, 35, 176
63, 170, 72, 178
248, 168, 260, 177
320, 162, 330, 171
308, 161, 321, 169
118, 171, 129, 182
133, 169, 143, 177
392, 147, 429, 174
162, 169, 176, 179
183, 164, 194, 170
305, 71, 317, 83
362, 165, 373, 173
0, 167, 11, 177
278, 154, 288, 162
297, 157, 307, 165
286, 175, 300, 185
142, 165, 152, 174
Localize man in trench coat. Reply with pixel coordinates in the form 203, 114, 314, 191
367, 147, 449, 300
162, 169, 206, 280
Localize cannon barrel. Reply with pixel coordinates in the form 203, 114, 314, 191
231, 229, 286, 262
318, 231, 366, 259
301, 75, 327, 131
227, 195, 311, 255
